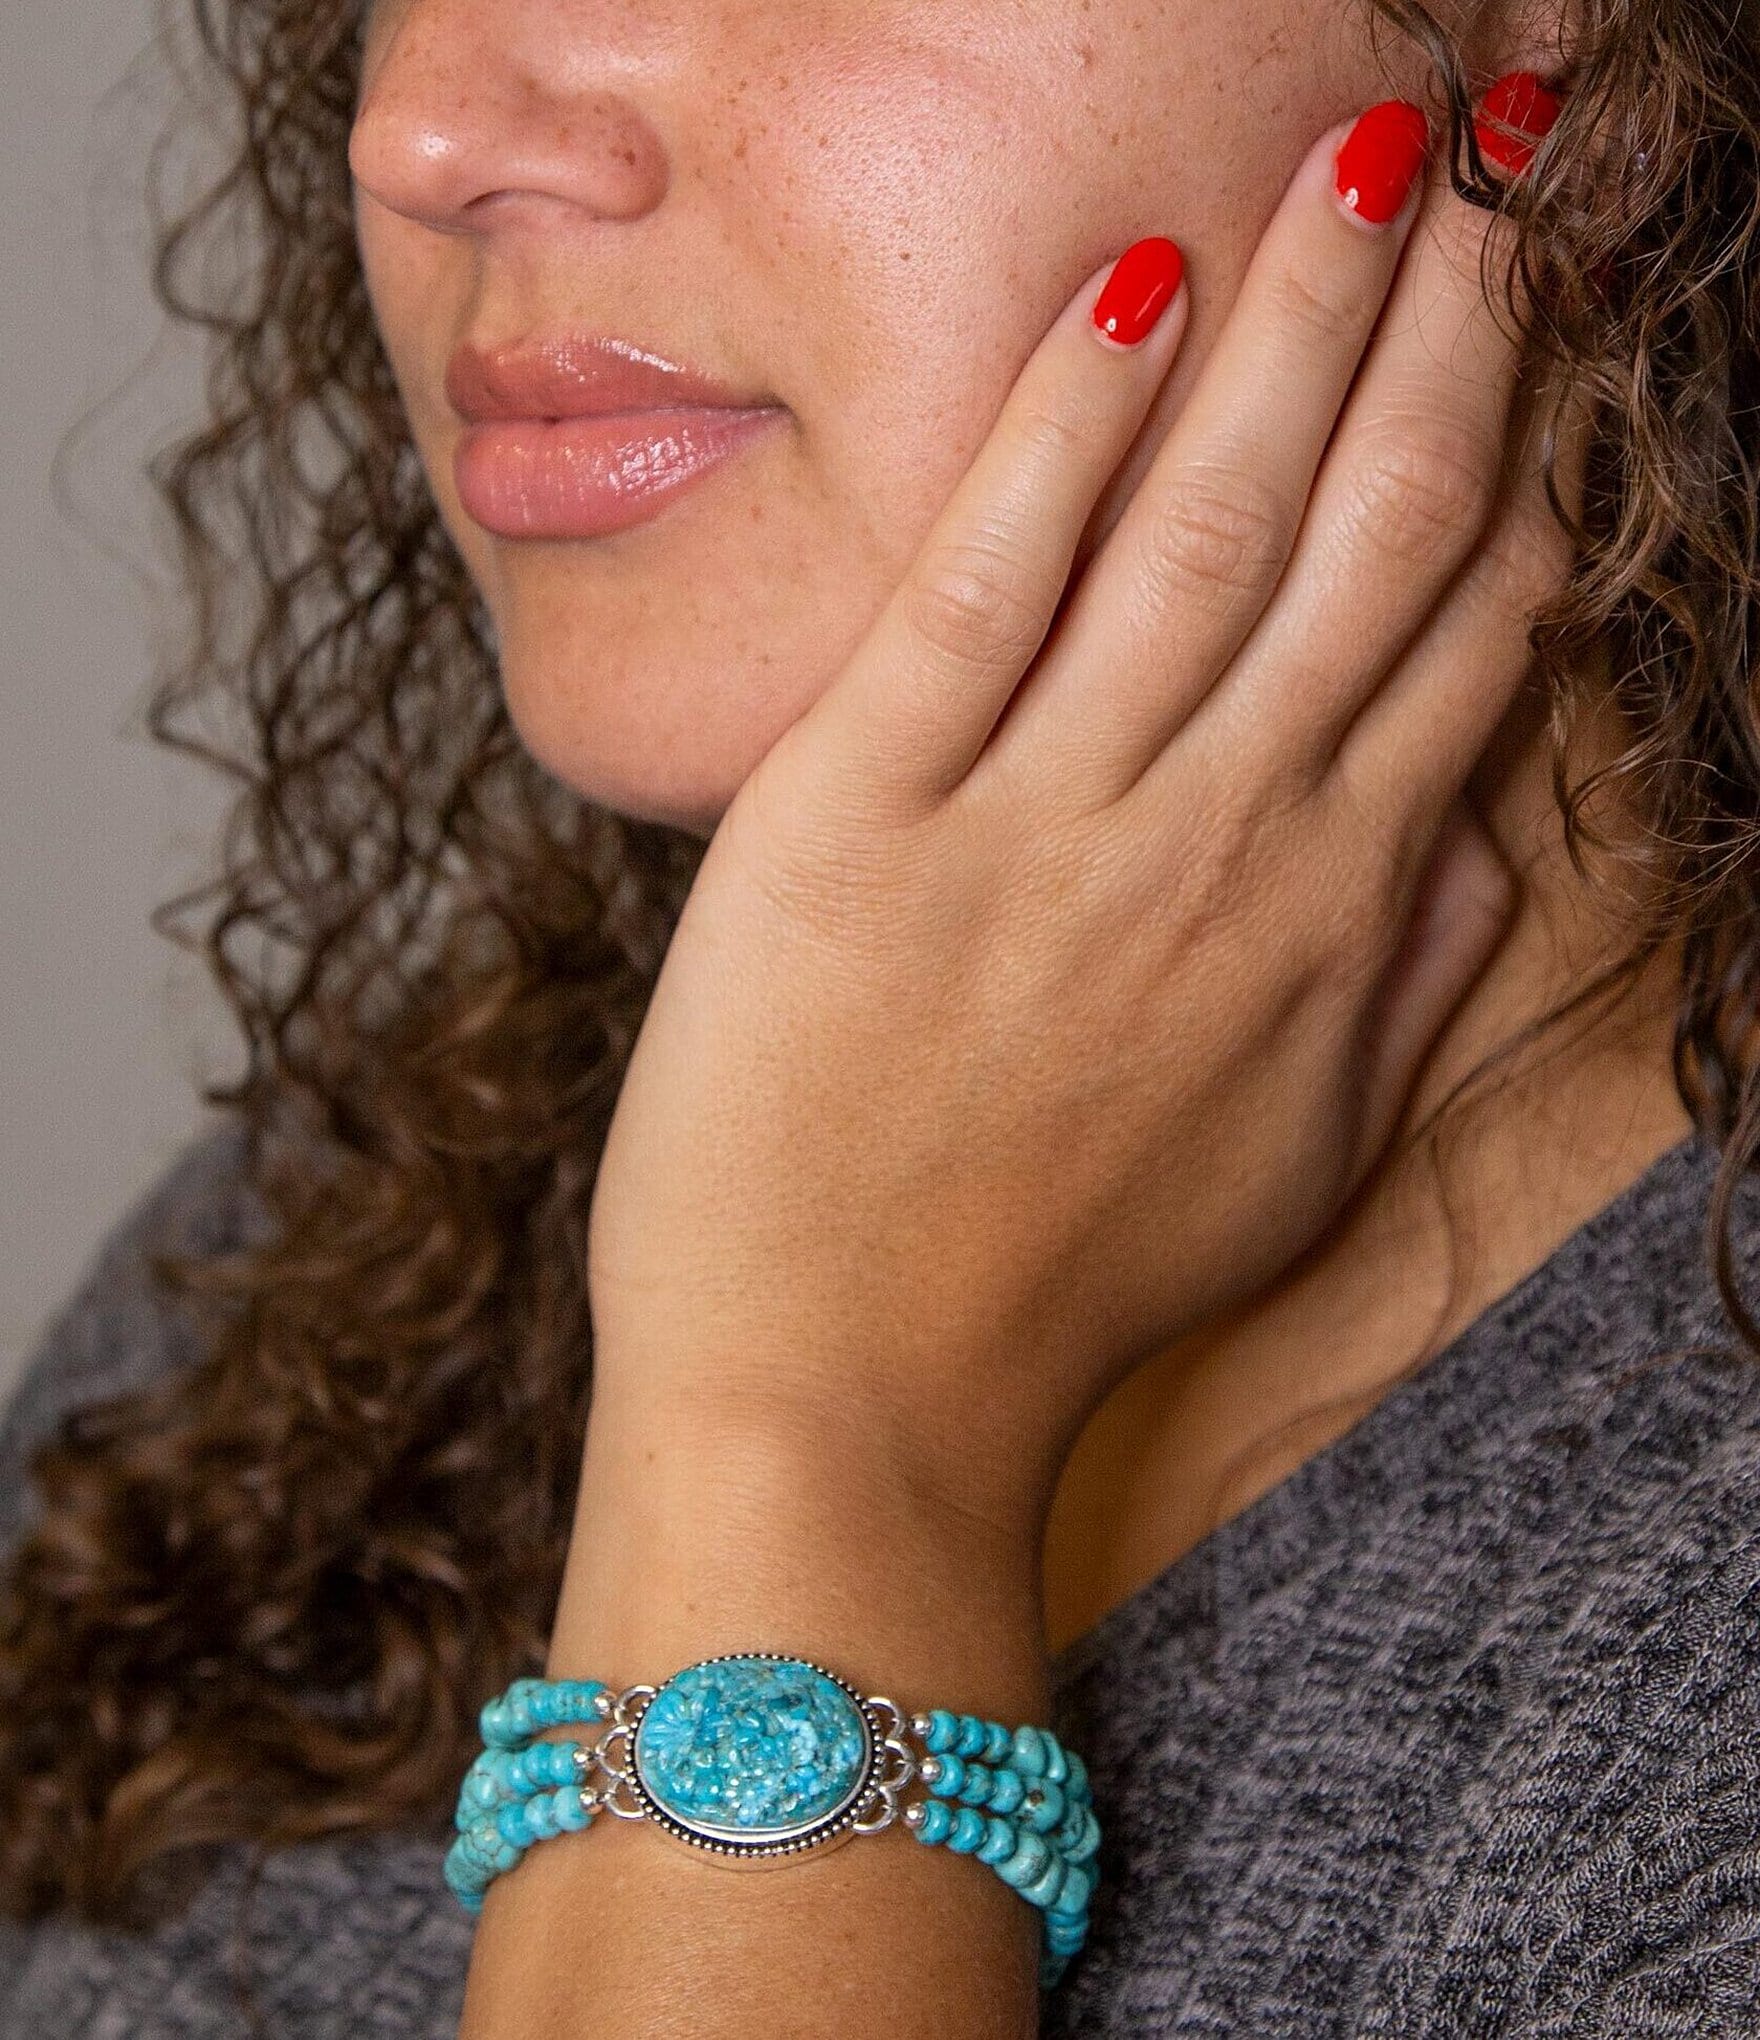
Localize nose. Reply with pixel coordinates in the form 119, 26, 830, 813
348, 0, 670, 234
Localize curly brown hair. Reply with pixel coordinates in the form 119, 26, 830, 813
1, 0, 1757, 1940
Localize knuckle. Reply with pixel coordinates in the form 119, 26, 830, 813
1347, 422, 1497, 572
1144, 468, 1291, 611
1304, 771, 1403, 949
904, 536, 1050, 679
1307, 855, 1399, 995
1475, 498, 1578, 613
1012, 393, 1100, 471
1266, 261, 1366, 348
1181, 778, 1293, 933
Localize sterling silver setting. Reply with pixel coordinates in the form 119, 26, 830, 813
577, 1653, 922, 1866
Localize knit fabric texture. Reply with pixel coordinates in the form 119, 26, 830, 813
3, 1118, 1760, 2036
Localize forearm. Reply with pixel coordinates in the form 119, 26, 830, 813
457, 1365, 1052, 2040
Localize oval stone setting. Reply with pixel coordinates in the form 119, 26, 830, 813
630, 1653, 873, 1848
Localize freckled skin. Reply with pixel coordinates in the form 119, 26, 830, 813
350, 0, 1419, 838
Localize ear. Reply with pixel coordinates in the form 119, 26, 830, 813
1440, 0, 1592, 190
1459, 0, 1586, 96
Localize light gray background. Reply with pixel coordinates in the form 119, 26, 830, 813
2, 12, 234, 1404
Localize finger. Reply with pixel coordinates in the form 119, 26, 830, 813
1200, 71, 1570, 800
977, 99, 1434, 811
1198, 165, 1524, 795
1329, 345, 1594, 851
1348, 795, 1516, 1186
791, 237, 1190, 820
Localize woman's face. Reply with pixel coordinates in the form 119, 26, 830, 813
350, 0, 1434, 840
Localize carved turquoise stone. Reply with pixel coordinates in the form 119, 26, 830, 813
632, 1655, 871, 1841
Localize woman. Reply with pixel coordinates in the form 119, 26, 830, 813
2, 0, 1757, 2029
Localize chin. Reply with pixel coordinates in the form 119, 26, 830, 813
495, 634, 773, 843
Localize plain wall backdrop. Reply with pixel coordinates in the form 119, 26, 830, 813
2, 10, 234, 1407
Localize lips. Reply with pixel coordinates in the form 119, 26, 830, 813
444, 331, 788, 540
445, 332, 773, 423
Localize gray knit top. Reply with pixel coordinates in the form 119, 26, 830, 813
3, 1117, 1760, 2036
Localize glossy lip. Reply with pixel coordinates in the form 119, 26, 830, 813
452, 406, 788, 541
445, 332, 788, 539
445, 331, 776, 423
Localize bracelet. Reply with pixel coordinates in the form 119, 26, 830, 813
444, 1652, 1100, 1990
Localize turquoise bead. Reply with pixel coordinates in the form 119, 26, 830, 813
444, 1838, 484, 1901
946, 1806, 988, 1854
1050, 1865, 1094, 1919
998, 1830, 1051, 1890
1064, 1749, 1089, 1800
958, 1760, 993, 1806
977, 1816, 1018, 1866
1046, 1914, 1089, 1954
1020, 1778, 1066, 1833
1041, 1738, 1069, 1785
923, 1708, 959, 1753
982, 1721, 1012, 1765
541, 1680, 605, 1730
987, 1766, 1026, 1815
1063, 1807, 1101, 1862
541, 1742, 583, 1786
955, 1715, 988, 1758
478, 1676, 604, 1753
552, 1786, 580, 1828
912, 1797, 954, 1845
927, 1752, 966, 1798
1021, 1853, 1070, 1910
1011, 1725, 1047, 1776
495, 1801, 533, 1849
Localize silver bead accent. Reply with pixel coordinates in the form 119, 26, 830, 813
920, 1755, 943, 1784
910, 1712, 933, 1738
592, 1690, 615, 1718
903, 1803, 926, 1830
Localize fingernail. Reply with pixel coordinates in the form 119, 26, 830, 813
1333, 100, 1432, 226
1091, 236, 1186, 348
1473, 70, 1566, 177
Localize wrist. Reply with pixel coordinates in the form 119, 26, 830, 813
584, 1321, 1066, 1558
547, 1370, 1050, 1722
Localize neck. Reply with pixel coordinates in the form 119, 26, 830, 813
1042, 667, 1697, 1656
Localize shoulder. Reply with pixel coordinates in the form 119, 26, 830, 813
0, 1117, 261, 1554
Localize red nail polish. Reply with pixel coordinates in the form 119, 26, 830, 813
1334, 100, 1432, 225
1091, 237, 1185, 347
1473, 70, 1565, 176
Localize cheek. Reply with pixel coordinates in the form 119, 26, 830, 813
723, 9, 1346, 595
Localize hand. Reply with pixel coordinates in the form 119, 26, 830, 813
584, 100, 1589, 1540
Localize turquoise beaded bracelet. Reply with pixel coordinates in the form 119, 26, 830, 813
444, 1653, 1099, 1990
